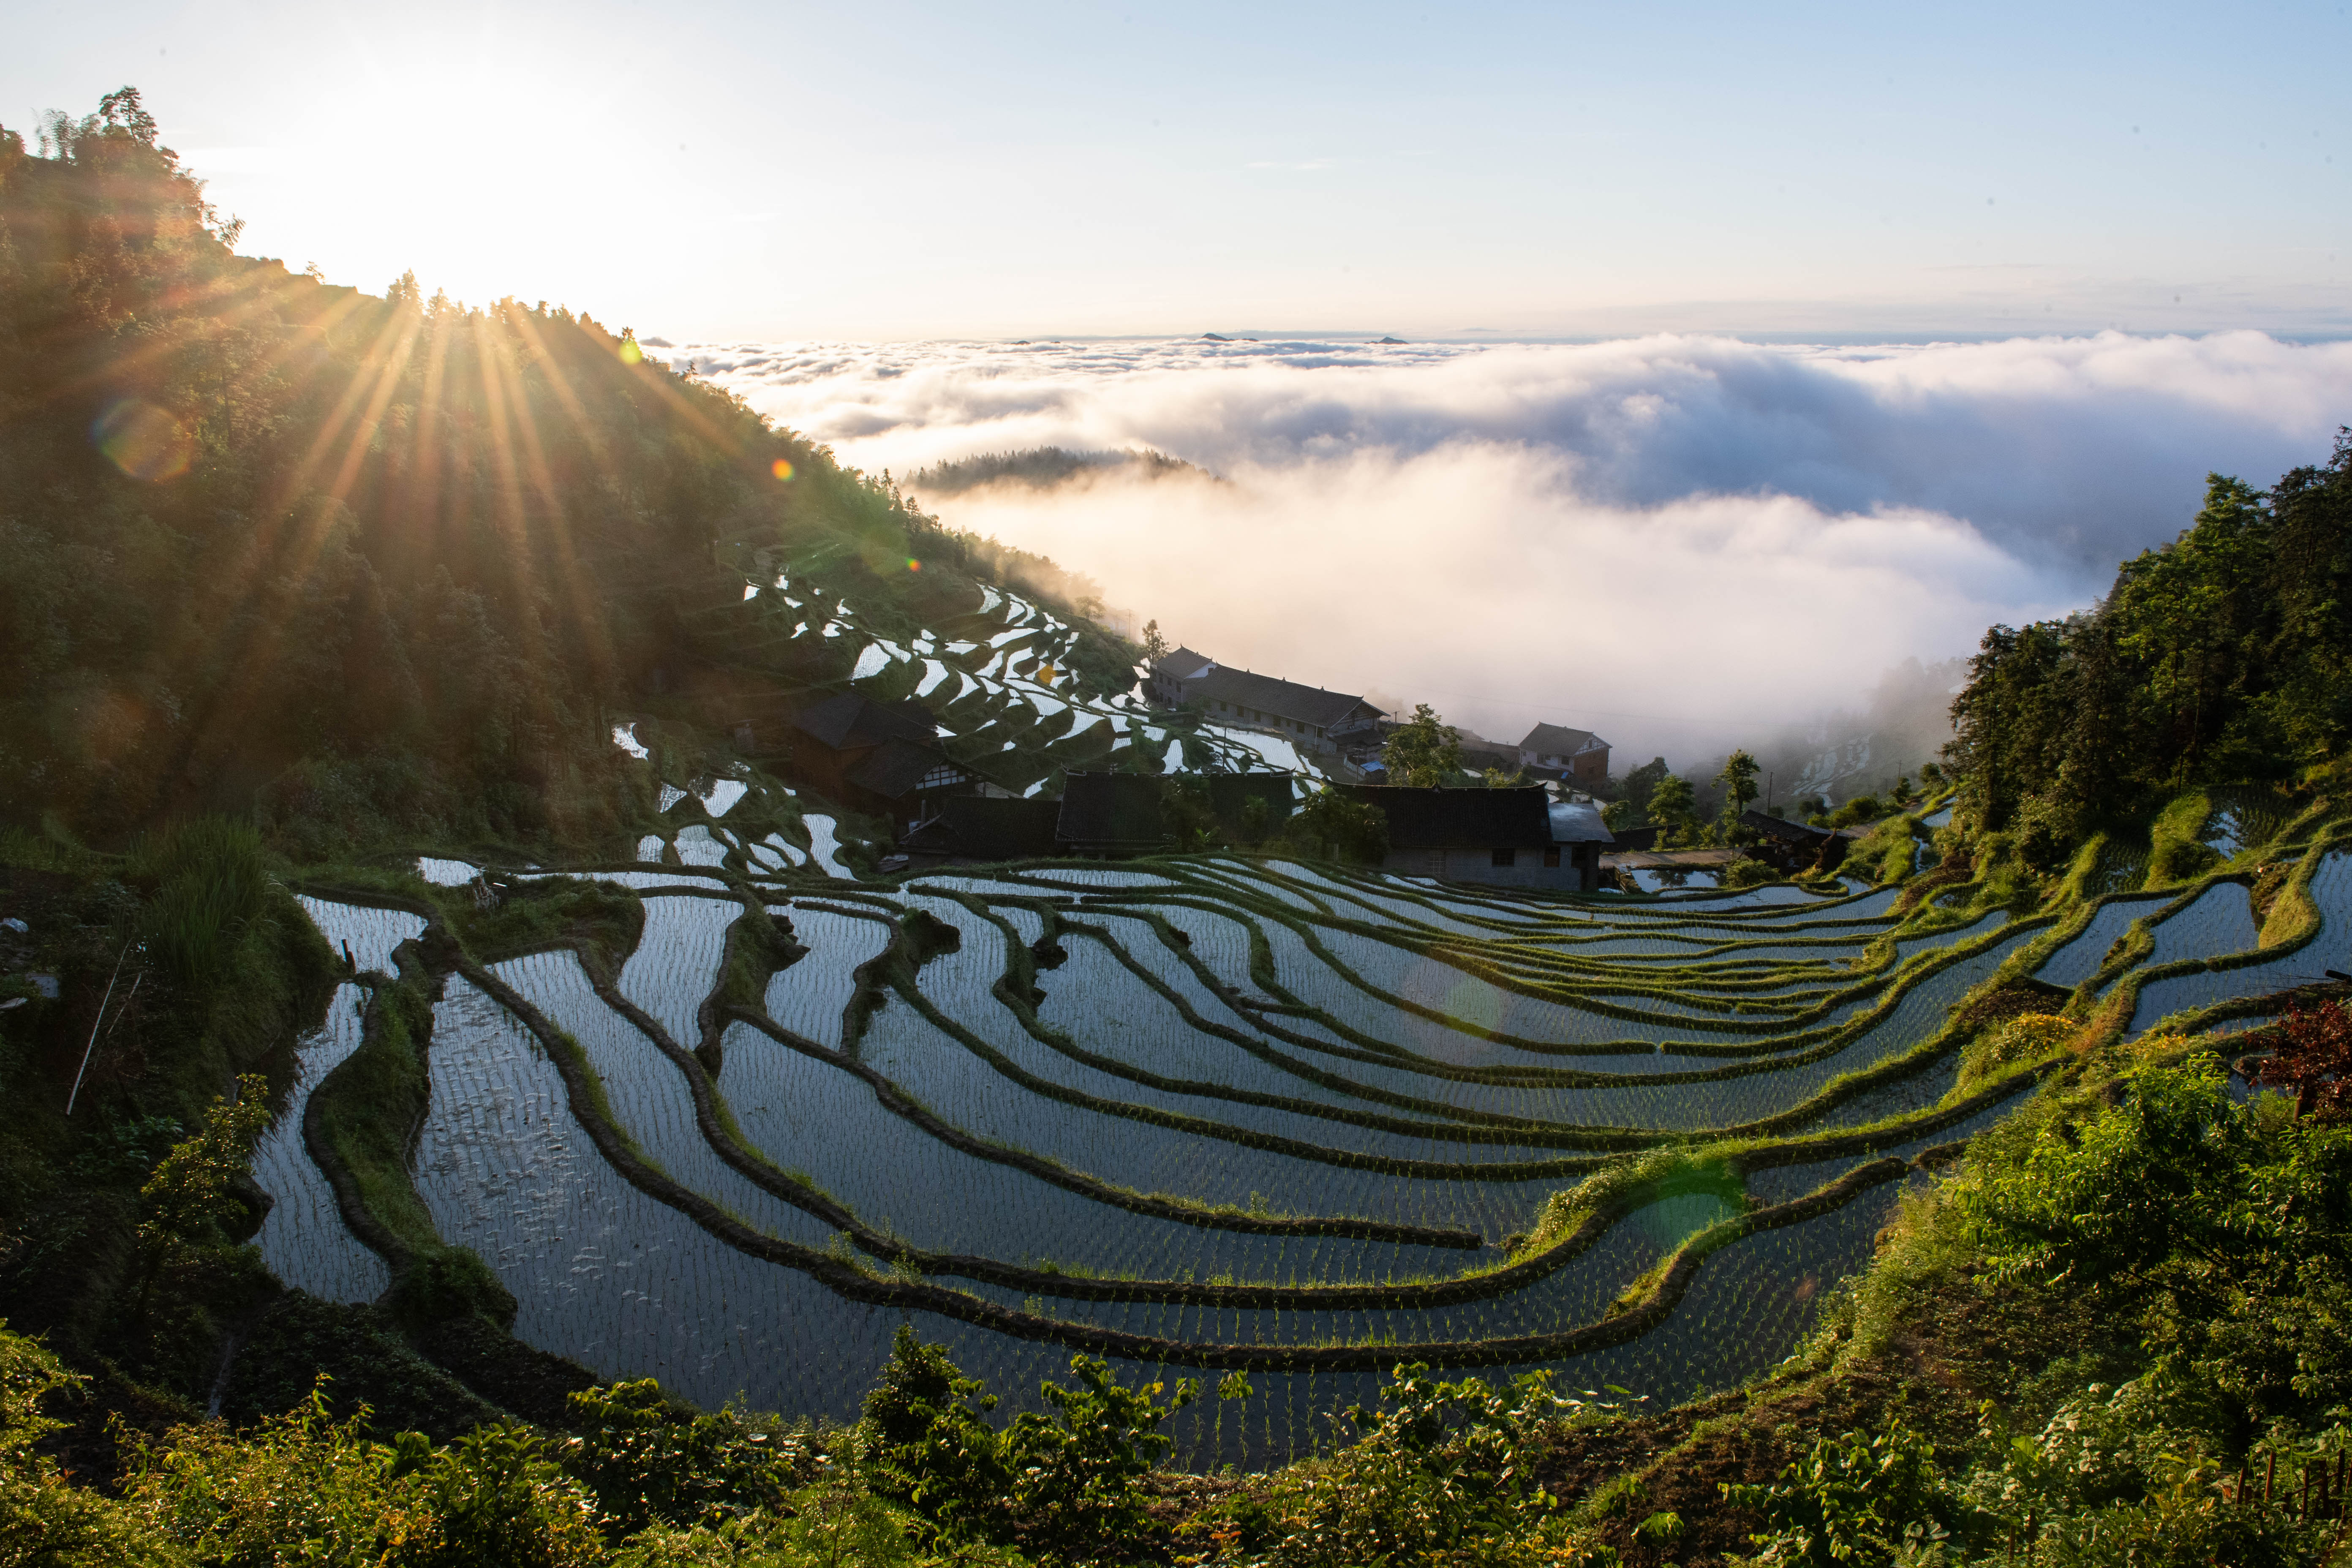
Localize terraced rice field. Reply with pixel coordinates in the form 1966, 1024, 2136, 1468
260, 838, 2346, 1466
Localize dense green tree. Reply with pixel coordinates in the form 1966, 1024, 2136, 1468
1617, 757, 1671, 817
1715, 749, 1760, 826
1382, 704, 1462, 789
1947, 442, 2352, 864
1646, 774, 1698, 845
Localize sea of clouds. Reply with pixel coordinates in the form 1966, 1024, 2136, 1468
664, 332, 2352, 767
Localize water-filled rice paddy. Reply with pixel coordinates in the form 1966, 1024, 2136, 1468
256, 845, 2339, 1467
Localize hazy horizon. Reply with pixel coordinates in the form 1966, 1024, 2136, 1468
9, 2, 2347, 341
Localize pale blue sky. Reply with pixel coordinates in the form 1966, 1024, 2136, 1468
9, 1, 2349, 338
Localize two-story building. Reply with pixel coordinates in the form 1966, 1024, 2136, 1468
785, 693, 975, 835
1518, 723, 1612, 787
1148, 648, 1384, 755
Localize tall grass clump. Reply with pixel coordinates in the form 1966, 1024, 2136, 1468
130, 817, 272, 988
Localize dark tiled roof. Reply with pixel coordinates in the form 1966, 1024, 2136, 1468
845, 738, 960, 799
1191, 666, 1383, 730
1329, 785, 1555, 849
790, 693, 937, 752
1741, 809, 1830, 844
1057, 772, 1167, 852
1153, 646, 1218, 681
1457, 737, 1526, 770
903, 797, 1062, 861
1547, 800, 1614, 844
1740, 809, 1864, 843
1519, 723, 1606, 757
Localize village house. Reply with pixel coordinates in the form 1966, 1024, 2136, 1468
785, 693, 975, 835
1148, 648, 1384, 754
1329, 784, 1612, 892
1518, 723, 1612, 786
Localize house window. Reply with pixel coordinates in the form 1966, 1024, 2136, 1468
1543, 847, 1560, 868
1491, 847, 1516, 868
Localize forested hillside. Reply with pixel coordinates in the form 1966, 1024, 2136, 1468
0, 90, 1129, 858
1951, 447, 2352, 866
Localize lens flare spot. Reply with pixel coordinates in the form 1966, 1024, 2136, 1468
91, 399, 192, 482
771, 457, 796, 482
618, 337, 643, 365
906, 557, 921, 572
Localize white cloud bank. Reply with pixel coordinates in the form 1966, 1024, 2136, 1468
676, 332, 2352, 765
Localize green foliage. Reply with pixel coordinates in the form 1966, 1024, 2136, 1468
405, 1422, 606, 1568
1382, 705, 1463, 789
998, 1356, 1195, 1561
862, 1328, 1194, 1562
1646, 775, 1698, 845
130, 819, 271, 990
1616, 757, 1671, 817
557, 1379, 808, 1537
1721, 857, 1780, 890
1288, 789, 1389, 865
1824, 795, 1886, 830
1722, 1417, 1960, 1566
1161, 777, 1223, 854
0, 1323, 157, 1566
1951, 1060, 2264, 1289
1717, 749, 1762, 823
861, 1327, 1013, 1548
137, 1073, 271, 1256
1210, 1366, 1614, 1568
1954, 1382, 2326, 1568
1949, 447, 2352, 855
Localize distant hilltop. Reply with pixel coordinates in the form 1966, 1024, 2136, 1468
905, 445, 1220, 495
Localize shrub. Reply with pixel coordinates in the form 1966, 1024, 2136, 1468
125, 1378, 419, 1565
1826, 795, 1885, 830
2252, 998, 2352, 1119
998, 1355, 1194, 1561
556, 1378, 809, 1536
1721, 1417, 1963, 1566
0, 1323, 158, 1565
1953, 1380, 2330, 1568
1223, 1365, 1607, 1568
860, 1327, 1014, 1547
129, 817, 272, 989
138, 1074, 272, 1259
400, 1422, 604, 1568
1721, 857, 1780, 890
863, 1328, 1196, 1561
1958, 1012, 2077, 1091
